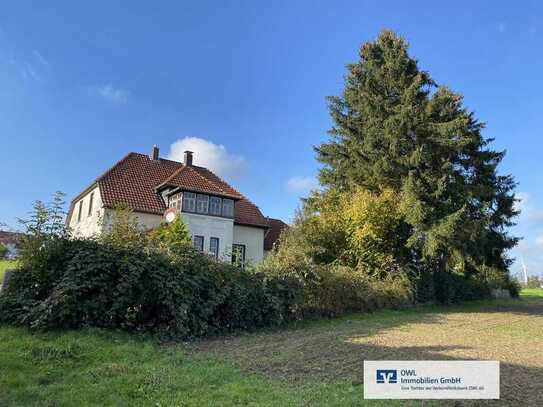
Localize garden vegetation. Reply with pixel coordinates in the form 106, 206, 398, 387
0, 31, 519, 339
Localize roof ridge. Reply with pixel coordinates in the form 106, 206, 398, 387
158, 164, 187, 187
193, 166, 244, 198
185, 165, 230, 195
70, 152, 135, 204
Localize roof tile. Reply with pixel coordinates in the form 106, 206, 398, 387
73, 152, 269, 228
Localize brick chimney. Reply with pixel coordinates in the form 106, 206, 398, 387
150, 145, 159, 160
184, 150, 193, 166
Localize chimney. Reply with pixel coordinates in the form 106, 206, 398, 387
184, 150, 193, 166
150, 145, 159, 160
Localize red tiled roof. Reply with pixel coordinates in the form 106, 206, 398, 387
264, 218, 288, 251
157, 165, 242, 199
0, 231, 24, 246
71, 152, 269, 228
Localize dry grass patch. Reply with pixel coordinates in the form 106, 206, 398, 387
194, 291, 543, 406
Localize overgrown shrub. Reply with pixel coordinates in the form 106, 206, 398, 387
302, 265, 413, 317
0, 243, 7, 260
0, 238, 300, 338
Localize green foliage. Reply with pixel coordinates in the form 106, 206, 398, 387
0, 237, 300, 339
302, 265, 413, 317
0, 244, 7, 260
100, 204, 146, 248
148, 215, 192, 253
523, 275, 543, 289
313, 30, 518, 298
16, 191, 68, 275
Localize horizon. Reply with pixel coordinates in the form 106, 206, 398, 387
1, 1, 542, 278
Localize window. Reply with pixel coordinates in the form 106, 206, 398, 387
169, 192, 182, 210
209, 196, 222, 216
232, 244, 246, 267
193, 235, 204, 251
210, 237, 219, 259
183, 192, 196, 212
88, 192, 94, 217
77, 200, 83, 222
196, 194, 209, 214
222, 199, 234, 218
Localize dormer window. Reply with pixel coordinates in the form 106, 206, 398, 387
182, 192, 196, 212
210, 196, 221, 216
196, 194, 209, 214
222, 199, 234, 218
175, 191, 235, 219
168, 192, 182, 210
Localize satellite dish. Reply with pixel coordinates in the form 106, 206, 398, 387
164, 208, 178, 223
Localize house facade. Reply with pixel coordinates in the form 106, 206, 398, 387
67, 146, 284, 265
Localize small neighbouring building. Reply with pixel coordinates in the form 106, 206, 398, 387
67, 146, 286, 265
0, 231, 23, 260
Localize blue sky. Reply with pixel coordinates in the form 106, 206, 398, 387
1, 1, 542, 277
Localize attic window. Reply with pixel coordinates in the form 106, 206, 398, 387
196, 194, 209, 214
182, 192, 196, 212
209, 196, 221, 216
222, 199, 234, 218
88, 192, 94, 217
77, 200, 83, 222
169, 192, 182, 210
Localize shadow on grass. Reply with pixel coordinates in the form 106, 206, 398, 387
192, 294, 543, 406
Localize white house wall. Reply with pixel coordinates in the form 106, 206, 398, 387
101, 209, 163, 233
69, 189, 267, 264
3, 243, 18, 260
69, 186, 105, 238
233, 224, 265, 265
181, 212, 234, 262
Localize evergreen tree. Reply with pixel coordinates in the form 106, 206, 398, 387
315, 31, 518, 279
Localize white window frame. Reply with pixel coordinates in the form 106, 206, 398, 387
196, 194, 209, 214
88, 192, 94, 217
183, 192, 196, 212
210, 237, 219, 259
77, 200, 83, 222
169, 192, 182, 210
209, 196, 222, 216
193, 235, 204, 251
232, 244, 246, 267
222, 199, 234, 218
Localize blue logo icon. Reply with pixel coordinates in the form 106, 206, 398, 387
376, 369, 398, 384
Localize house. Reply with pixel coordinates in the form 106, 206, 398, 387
67, 146, 284, 265
264, 218, 288, 257
0, 231, 23, 260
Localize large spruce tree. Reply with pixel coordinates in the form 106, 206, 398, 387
316, 31, 518, 280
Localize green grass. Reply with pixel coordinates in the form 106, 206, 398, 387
0, 291, 542, 406
521, 287, 543, 297
0, 260, 17, 282
0, 327, 412, 407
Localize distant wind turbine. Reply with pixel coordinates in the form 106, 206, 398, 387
520, 257, 529, 285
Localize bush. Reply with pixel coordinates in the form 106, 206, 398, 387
0, 244, 7, 260
302, 265, 413, 317
0, 238, 301, 339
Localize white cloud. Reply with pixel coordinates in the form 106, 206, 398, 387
21, 63, 40, 81
286, 176, 318, 195
167, 137, 245, 178
32, 50, 50, 67
91, 84, 130, 104
514, 192, 530, 212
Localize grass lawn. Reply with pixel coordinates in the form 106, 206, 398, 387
0, 260, 17, 282
1, 290, 542, 406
